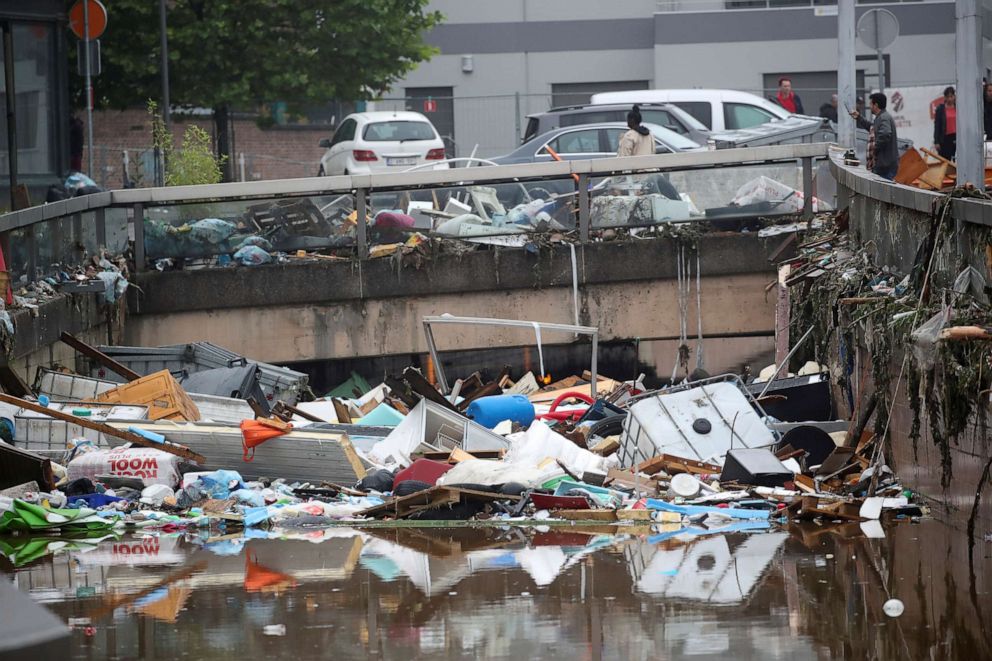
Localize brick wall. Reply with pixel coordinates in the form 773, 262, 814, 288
83, 108, 331, 189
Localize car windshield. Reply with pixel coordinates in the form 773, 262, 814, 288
641, 123, 701, 150
362, 121, 436, 142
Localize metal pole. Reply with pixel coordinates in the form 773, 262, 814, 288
159, 0, 171, 133
837, 0, 857, 148
514, 91, 521, 143
577, 173, 590, 242
956, 0, 983, 191
356, 187, 369, 259
83, 0, 94, 176
876, 49, 885, 94
801, 157, 813, 219
2, 22, 17, 210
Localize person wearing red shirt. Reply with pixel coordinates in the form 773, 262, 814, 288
770, 77, 805, 114
933, 86, 957, 160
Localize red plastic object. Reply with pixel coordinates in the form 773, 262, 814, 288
392, 459, 453, 488
536, 390, 594, 421
530, 493, 591, 510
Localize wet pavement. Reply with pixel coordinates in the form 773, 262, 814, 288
3, 519, 990, 660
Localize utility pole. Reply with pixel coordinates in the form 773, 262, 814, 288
837, 0, 857, 148
955, 0, 983, 190
83, 0, 94, 176
159, 0, 171, 133
2, 22, 17, 210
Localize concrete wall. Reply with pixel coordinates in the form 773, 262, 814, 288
125, 235, 784, 376
832, 156, 992, 530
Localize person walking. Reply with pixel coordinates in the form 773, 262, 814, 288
862, 93, 899, 180
933, 86, 957, 160
770, 77, 805, 114
616, 105, 654, 157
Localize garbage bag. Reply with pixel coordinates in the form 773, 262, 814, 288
392, 480, 433, 497
233, 245, 272, 266
189, 218, 237, 244
96, 270, 129, 304
236, 235, 274, 251
356, 469, 395, 493
910, 306, 951, 370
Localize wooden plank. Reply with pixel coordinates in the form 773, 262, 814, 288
616, 509, 653, 521
358, 485, 521, 519
0, 365, 33, 397
648, 454, 722, 476
402, 367, 460, 412
59, 332, 141, 381
0, 393, 205, 463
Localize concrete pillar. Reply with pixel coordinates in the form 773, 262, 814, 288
956, 0, 984, 188
837, 0, 857, 148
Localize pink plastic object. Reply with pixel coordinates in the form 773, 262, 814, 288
392, 459, 453, 487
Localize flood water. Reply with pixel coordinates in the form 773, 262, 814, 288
3, 519, 990, 660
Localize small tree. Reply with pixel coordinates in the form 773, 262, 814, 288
147, 100, 225, 186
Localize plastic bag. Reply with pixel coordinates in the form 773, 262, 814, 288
910, 306, 951, 370
233, 245, 272, 266
236, 236, 274, 251
189, 218, 237, 244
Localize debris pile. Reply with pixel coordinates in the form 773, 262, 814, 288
0, 312, 926, 548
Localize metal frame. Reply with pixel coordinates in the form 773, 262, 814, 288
422, 315, 599, 398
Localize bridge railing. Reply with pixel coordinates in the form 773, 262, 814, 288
0, 144, 830, 280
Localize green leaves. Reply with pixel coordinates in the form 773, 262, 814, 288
76, 0, 442, 112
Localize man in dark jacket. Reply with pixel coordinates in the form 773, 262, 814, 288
867, 93, 899, 180
770, 77, 804, 114
819, 94, 838, 122
984, 83, 992, 139
932, 86, 956, 160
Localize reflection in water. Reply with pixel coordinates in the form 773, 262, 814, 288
2, 519, 990, 660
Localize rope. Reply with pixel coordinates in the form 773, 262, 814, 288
695, 247, 704, 370
530, 322, 545, 379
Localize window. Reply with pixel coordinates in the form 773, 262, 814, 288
523, 117, 540, 143
331, 119, 356, 145
604, 129, 625, 153
640, 109, 684, 134
724, 103, 777, 130
0, 23, 57, 177
560, 110, 622, 127
551, 81, 649, 108
362, 121, 436, 142
671, 102, 712, 129
548, 129, 601, 154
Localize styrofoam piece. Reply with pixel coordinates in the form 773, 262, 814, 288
670, 473, 702, 498
859, 496, 884, 520
504, 422, 615, 477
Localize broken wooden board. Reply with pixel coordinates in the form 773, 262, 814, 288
590, 435, 620, 456
639, 454, 722, 476
357, 485, 520, 520
798, 495, 865, 522
615, 509, 653, 521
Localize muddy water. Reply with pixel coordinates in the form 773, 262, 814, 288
3, 519, 990, 660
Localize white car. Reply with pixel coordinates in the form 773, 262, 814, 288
590, 89, 791, 132
317, 111, 448, 176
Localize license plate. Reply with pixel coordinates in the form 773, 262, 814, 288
387, 157, 416, 166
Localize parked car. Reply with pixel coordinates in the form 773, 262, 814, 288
590, 89, 791, 132
317, 111, 447, 176
522, 102, 711, 146
491, 122, 704, 166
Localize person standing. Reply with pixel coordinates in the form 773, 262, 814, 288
819, 94, 839, 122
770, 77, 805, 115
616, 105, 654, 157
861, 93, 899, 180
933, 86, 957, 160
983, 83, 992, 139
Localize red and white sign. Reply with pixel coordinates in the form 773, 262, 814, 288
423, 99, 438, 113
69, 0, 108, 40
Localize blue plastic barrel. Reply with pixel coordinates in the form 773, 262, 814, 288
465, 394, 535, 429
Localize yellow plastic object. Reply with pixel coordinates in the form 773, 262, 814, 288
91, 369, 200, 421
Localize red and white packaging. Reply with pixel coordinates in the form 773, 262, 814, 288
67, 447, 182, 487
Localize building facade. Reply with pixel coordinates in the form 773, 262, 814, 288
385, 0, 990, 158
0, 0, 70, 208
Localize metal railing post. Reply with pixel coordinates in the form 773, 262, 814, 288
578, 173, 590, 243
801, 157, 814, 220
71, 212, 82, 261
95, 207, 106, 250
356, 187, 369, 260
25, 224, 36, 283
132, 203, 145, 272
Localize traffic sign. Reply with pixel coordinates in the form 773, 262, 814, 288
857, 8, 899, 51
69, 0, 108, 40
